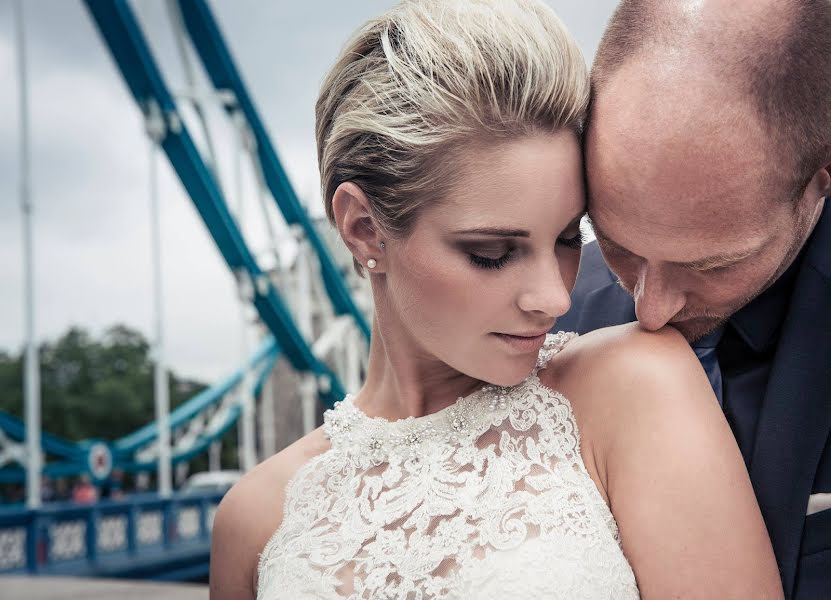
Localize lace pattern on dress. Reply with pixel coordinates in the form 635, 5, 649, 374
257, 332, 639, 599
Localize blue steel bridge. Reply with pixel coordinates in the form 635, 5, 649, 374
1, 0, 370, 582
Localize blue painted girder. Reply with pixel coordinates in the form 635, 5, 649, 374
82, 0, 345, 407
114, 336, 277, 454
0, 341, 278, 483
0, 411, 85, 462
175, 0, 370, 340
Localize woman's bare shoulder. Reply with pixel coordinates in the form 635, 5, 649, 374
209, 428, 330, 599
540, 324, 717, 500
546, 323, 709, 410
545, 326, 781, 597
220, 426, 331, 529
555, 322, 697, 368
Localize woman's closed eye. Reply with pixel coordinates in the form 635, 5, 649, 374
469, 248, 515, 270
557, 231, 588, 251
466, 231, 587, 271
457, 239, 517, 271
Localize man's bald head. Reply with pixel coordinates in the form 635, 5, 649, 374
592, 0, 831, 198
585, 0, 831, 341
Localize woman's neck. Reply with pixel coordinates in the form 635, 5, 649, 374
354, 316, 485, 422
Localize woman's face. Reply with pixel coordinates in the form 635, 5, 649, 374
381, 130, 585, 387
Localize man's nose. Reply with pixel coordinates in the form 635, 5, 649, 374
633, 263, 686, 331
516, 259, 572, 318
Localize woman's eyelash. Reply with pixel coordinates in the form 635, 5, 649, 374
469, 250, 514, 270
469, 232, 587, 270
557, 232, 588, 250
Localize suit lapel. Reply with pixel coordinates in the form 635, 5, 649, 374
750, 230, 831, 597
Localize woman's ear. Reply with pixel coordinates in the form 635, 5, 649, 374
331, 182, 386, 273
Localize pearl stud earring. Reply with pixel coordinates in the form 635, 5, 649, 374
367, 258, 377, 269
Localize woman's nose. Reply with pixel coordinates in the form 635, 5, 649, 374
516, 260, 572, 318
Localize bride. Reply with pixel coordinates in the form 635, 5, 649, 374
210, 0, 782, 598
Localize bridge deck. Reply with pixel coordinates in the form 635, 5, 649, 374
0, 576, 207, 599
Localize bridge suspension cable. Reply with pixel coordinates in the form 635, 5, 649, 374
13, 0, 42, 511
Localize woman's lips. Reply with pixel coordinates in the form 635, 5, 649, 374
491, 331, 548, 353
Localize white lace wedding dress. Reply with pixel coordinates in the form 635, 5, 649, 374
257, 332, 640, 599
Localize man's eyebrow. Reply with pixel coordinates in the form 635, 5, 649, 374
682, 247, 763, 270
586, 217, 623, 250
588, 216, 764, 270
450, 227, 530, 237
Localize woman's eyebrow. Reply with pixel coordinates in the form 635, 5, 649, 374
451, 227, 530, 237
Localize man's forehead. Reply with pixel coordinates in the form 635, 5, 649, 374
587, 203, 772, 268
587, 192, 742, 241
586, 134, 763, 227
590, 58, 762, 147
586, 77, 772, 229
589, 160, 787, 261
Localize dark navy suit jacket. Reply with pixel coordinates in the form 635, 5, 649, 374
557, 204, 831, 599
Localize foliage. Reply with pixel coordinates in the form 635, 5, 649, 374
0, 324, 239, 473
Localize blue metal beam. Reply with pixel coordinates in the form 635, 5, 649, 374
175, 0, 370, 340
0, 491, 222, 579
120, 349, 278, 470
82, 0, 344, 406
114, 336, 277, 454
0, 412, 84, 461
0, 343, 277, 483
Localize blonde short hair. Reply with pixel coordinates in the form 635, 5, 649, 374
316, 0, 589, 274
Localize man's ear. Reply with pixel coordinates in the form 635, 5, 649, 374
820, 149, 831, 197
331, 182, 385, 273
800, 147, 831, 206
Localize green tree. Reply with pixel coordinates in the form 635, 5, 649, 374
0, 324, 240, 483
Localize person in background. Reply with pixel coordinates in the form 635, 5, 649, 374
71, 474, 98, 504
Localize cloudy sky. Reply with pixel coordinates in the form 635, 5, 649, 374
0, 0, 619, 383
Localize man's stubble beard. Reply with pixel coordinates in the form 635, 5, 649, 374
668, 206, 820, 343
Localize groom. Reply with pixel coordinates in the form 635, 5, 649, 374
558, 0, 831, 597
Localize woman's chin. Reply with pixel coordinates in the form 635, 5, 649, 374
479, 359, 538, 389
